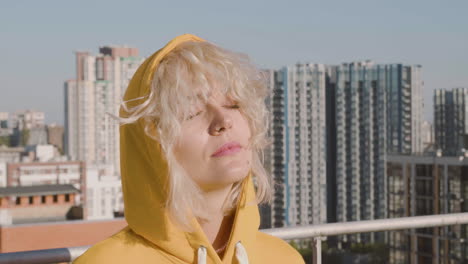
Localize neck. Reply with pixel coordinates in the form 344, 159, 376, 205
197, 184, 235, 254
202, 183, 233, 215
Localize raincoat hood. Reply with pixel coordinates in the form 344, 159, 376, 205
73, 34, 304, 264
119, 34, 260, 263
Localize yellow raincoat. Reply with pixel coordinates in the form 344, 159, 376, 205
73, 34, 304, 264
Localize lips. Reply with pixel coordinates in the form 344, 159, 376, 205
211, 141, 242, 157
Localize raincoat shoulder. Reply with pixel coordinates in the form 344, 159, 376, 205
252, 231, 305, 263
72, 226, 177, 264
73, 228, 305, 264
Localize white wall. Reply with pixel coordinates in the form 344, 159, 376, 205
85, 165, 123, 220
0, 162, 6, 187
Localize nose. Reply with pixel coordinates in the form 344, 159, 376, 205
208, 106, 233, 136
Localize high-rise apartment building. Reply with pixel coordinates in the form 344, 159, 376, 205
328, 61, 387, 244
266, 64, 327, 228
421, 120, 434, 153
64, 46, 144, 173
434, 87, 468, 156
260, 69, 275, 229
386, 64, 424, 155
85, 164, 123, 220
387, 154, 468, 264
327, 62, 423, 243
264, 61, 423, 234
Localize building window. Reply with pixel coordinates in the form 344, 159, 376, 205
53, 195, 58, 203
29, 196, 34, 204
41, 196, 46, 204
16, 197, 21, 205
65, 194, 70, 202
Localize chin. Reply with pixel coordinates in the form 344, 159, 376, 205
201, 169, 251, 190
223, 164, 250, 178
225, 169, 251, 184
226, 171, 249, 183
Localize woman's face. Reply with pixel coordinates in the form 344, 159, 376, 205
173, 88, 252, 191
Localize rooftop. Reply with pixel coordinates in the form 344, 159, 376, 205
0, 184, 79, 197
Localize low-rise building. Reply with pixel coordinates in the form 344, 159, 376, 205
5, 161, 86, 218
47, 124, 64, 153
10, 110, 45, 130
0, 218, 126, 253
0, 184, 80, 224
0, 146, 24, 163
25, 144, 61, 162
27, 126, 48, 145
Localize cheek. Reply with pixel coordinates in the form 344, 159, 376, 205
239, 115, 252, 142
236, 117, 253, 165
174, 131, 204, 165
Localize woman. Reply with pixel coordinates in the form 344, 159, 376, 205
73, 34, 304, 264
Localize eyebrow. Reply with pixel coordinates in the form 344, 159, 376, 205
188, 91, 212, 100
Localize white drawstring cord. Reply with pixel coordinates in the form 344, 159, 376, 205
235, 242, 249, 264
197, 241, 249, 264
197, 246, 207, 264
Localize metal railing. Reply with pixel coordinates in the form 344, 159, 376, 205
1, 212, 468, 264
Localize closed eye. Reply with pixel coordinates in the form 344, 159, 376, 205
187, 110, 202, 120
186, 104, 240, 120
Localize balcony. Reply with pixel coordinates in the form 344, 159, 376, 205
1, 212, 467, 264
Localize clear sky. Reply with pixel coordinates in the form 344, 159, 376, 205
1, 0, 467, 125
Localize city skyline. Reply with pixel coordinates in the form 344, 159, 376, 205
2, 0, 467, 125
1, 5, 467, 259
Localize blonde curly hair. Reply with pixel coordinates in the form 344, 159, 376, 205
117, 40, 272, 231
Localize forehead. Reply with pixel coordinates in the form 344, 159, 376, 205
186, 85, 231, 103
185, 90, 232, 105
